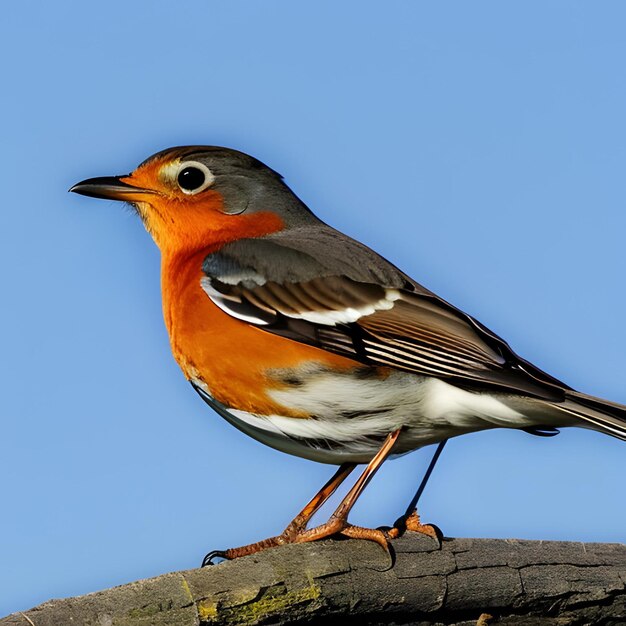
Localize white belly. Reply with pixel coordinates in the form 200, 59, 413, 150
193, 366, 544, 464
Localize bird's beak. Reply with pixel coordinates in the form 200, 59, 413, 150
69, 176, 155, 202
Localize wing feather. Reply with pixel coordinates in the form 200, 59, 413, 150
202, 232, 571, 401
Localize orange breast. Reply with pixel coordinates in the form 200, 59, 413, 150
161, 249, 362, 416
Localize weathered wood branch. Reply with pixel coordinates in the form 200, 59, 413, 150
3, 536, 625, 625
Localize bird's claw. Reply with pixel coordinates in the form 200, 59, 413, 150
384, 510, 443, 545
202, 510, 441, 565
201, 549, 230, 567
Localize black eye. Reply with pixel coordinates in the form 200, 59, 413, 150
175, 160, 215, 194
177, 166, 206, 192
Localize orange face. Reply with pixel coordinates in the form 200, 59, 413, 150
70, 147, 369, 415
73, 149, 285, 258
127, 153, 285, 256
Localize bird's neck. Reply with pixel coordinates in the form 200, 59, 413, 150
160, 248, 205, 355
144, 206, 285, 259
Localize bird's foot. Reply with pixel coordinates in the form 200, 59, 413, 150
383, 510, 442, 544
201, 530, 294, 565
294, 515, 390, 551
201, 516, 390, 565
201, 550, 229, 566
201, 513, 324, 565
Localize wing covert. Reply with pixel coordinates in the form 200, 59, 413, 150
201, 229, 570, 401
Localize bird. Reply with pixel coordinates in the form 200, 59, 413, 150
71, 145, 626, 561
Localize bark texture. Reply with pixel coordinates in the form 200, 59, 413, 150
2, 535, 625, 625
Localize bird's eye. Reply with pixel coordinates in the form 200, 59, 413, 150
178, 167, 204, 190
176, 161, 215, 195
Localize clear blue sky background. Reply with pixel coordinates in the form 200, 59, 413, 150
2, 1, 625, 616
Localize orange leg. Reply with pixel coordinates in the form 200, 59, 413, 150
291, 429, 402, 550
203, 430, 404, 564
203, 462, 356, 565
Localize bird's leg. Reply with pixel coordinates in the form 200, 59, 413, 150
204, 430, 402, 565
291, 429, 402, 549
382, 440, 446, 543
203, 462, 356, 564
281, 462, 356, 538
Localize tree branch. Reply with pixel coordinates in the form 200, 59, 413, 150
3, 536, 625, 625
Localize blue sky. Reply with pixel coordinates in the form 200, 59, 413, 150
2, 1, 626, 616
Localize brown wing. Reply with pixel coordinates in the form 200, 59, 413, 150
203, 272, 570, 402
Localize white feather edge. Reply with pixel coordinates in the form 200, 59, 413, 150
201, 276, 402, 326
200, 278, 272, 325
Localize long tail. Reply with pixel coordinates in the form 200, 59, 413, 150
552, 390, 626, 441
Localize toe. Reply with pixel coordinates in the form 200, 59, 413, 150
340, 525, 390, 550
201, 550, 229, 567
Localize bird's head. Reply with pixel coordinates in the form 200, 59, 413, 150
71, 146, 316, 254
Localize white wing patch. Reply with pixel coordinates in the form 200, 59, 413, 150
201, 278, 273, 325
201, 275, 401, 326
285, 288, 400, 324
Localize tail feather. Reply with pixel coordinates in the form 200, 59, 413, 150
553, 391, 626, 441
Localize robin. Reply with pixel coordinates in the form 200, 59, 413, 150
71, 146, 626, 561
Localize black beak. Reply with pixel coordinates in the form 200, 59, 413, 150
69, 176, 154, 201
